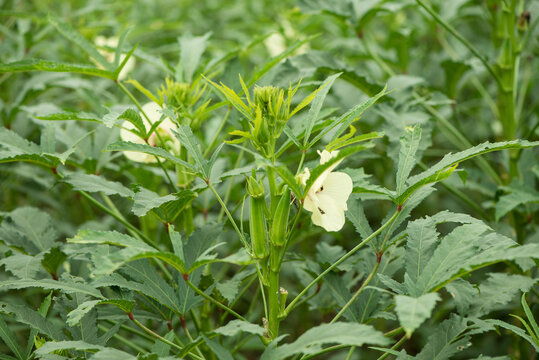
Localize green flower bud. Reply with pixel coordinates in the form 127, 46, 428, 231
271, 187, 291, 247
247, 174, 265, 198
249, 195, 268, 259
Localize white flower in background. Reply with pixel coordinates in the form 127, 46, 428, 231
95, 36, 135, 80
299, 150, 353, 232
120, 102, 180, 163
264, 21, 309, 58
264, 33, 287, 57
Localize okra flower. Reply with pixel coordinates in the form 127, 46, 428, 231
120, 102, 180, 163
299, 150, 353, 232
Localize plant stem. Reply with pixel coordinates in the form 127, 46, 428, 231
218, 149, 245, 222
415, 0, 503, 89
129, 313, 183, 352
283, 210, 399, 317
330, 261, 381, 324
185, 279, 247, 321
267, 263, 280, 339
208, 183, 249, 249
204, 107, 231, 157
376, 334, 407, 360
97, 324, 148, 353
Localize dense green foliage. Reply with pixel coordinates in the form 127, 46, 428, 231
0, 0, 538, 359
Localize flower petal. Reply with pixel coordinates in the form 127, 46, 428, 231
310, 195, 346, 232
141, 102, 164, 125
319, 172, 353, 210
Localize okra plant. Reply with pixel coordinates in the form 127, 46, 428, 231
0, 0, 538, 359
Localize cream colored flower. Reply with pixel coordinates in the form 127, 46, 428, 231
95, 36, 135, 80
300, 150, 353, 232
120, 102, 180, 163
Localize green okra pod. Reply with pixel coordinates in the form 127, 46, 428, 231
271, 187, 291, 247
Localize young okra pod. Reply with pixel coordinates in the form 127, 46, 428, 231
249, 195, 268, 259
271, 187, 291, 247
247, 174, 268, 259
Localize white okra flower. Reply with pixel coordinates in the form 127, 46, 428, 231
120, 102, 180, 163
299, 150, 353, 232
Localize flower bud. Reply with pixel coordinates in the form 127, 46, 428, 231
247, 174, 265, 199
271, 187, 291, 247
517, 11, 530, 34
249, 195, 268, 259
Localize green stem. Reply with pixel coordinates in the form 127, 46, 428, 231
218, 149, 245, 222
415, 0, 503, 89
208, 183, 249, 249
97, 324, 148, 353
267, 264, 281, 339
376, 335, 407, 360
129, 314, 183, 352
330, 261, 381, 324
283, 211, 399, 317
185, 279, 247, 321
204, 107, 231, 157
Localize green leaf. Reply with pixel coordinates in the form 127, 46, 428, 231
68, 229, 187, 274
93, 261, 184, 315
248, 36, 316, 87
105, 141, 195, 170
34, 340, 104, 355
521, 293, 539, 340
0, 314, 25, 360
395, 293, 440, 337
0, 207, 58, 254
302, 73, 340, 147
132, 187, 197, 220
308, 86, 387, 147
0, 59, 115, 79
48, 14, 111, 70
63, 173, 135, 198
346, 195, 373, 239
41, 247, 67, 276
471, 318, 539, 351
0, 302, 66, 341
404, 217, 439, 283
202, 335, 234, 360
0, 252, 43, 279
0, 127, 59, 168
402, 140, 539, 204
261, 323, 390, 360
415, 315, 470, 360
213, 319, 266, 337
174, 125, 208, 178
66, 299, 134, 326
0, 277, 103, 299
495, 183, 539, 221
117, 108, 146, 137
396, 125, 422, 196
273, 165, 303, 200
40, 124, 56, 154
125, 79, 161, 105
459, 274, 536, 317
179, 32, 211, 83
26, 292, 52, 358
34, 111, 102, 123
410, 223, 539, 294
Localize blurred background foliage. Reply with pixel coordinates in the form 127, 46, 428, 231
0, 0, 538, 358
